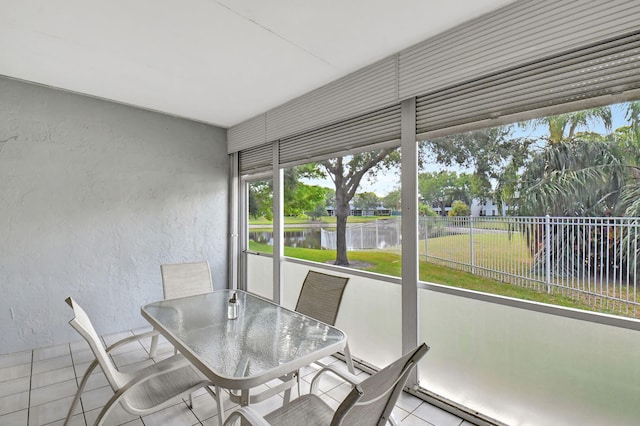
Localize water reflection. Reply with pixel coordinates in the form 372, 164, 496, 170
249, 219, 401, 250
249, 229, 321, 249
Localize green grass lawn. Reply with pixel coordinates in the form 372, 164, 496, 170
248, 240, 603, 313
422, 232, 533, 274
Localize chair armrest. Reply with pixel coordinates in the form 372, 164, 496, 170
104, 330, 159, 354
310, 364, 362, 394
223, 406, 270, 426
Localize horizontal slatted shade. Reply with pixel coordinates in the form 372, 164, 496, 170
227, 114, 266, 154
230, 0, 640, 172
266, 56, 398, 143
416, 32, 640, 135
278, 104, 401, 167
238, 142, 272, 174
399, 0, 640, 99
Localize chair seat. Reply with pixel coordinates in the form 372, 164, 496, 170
65, 297, 224, 426
263, 394, 334, 425
124, 354, 208, 411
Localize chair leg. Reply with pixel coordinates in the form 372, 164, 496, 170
64, 359, 99, 426
344, 342, 356, 374
149, 333, 159, 358
283, 386, 292, 405
95, 392, 124, 426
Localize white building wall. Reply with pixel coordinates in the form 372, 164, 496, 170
470, 198, 506, 217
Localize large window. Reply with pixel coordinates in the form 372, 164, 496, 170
418, 101, 640, 319
244, 147, 402, 275
247, 179, 273, 254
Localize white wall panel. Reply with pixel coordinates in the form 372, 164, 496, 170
418, 287, 640, 426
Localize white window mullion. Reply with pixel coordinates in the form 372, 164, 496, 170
401, 97, 419, 385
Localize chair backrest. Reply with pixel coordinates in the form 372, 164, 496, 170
294, 270, 349, 326
161, 261, 213, 300
331, 343, 430, 426
65, 297, 129, 391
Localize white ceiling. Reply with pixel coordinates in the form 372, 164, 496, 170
0, 0, 516, 128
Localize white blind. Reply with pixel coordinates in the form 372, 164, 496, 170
415, 31, 640, 135
238, 142, 272, 174
228, 56, 398, 154
227, 114, 266, 154
278, 104, 401, 167
231, 0, 640, 170
399, 0, 640, 99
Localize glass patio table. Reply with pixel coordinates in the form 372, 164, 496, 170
141, 289, 347, 407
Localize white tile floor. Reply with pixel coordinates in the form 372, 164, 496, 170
0, 327, 474, 426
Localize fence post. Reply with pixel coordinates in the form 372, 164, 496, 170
470, 216, 475, 274
545, 214, 552, 293
424, 218, 429, 261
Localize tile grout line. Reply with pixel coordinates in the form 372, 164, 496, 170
69, 340, 89, 426
27, 349, 33, 426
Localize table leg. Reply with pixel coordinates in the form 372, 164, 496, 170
240, 389, 250, 406
240, 390, 250, 426
149, 332, 158, 358
215, 385, 225, 426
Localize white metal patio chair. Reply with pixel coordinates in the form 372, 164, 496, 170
222, 343, 430, 426
295, 270, 355, 374
149, 260, 213, 357
64, 297, 224, 426
229, 271, 353, 408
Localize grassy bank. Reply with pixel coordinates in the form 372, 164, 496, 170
248, 241, 600, 313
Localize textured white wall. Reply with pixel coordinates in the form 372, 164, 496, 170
0, 77, 229, 354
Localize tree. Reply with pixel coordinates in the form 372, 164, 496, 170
516, 137, 625, 217
448, 200, 470, 217
284, 183, 328, 217
248, 180, 272, 220
418, 171, 471, 215
248, 166, 327, 220
418, 203, 436, 216
353, 192, 380, 210
614, 101, 640, 216
382, 189, 402, 211
420, 126, 533, 212
526, 107, 612, 144
283, 165, 327, 216
308, 203, 328, 221
320, 148, 399, 265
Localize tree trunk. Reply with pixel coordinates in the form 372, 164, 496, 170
334, 186, 350, 266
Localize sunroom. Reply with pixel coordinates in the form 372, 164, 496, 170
2, 1, 640, 425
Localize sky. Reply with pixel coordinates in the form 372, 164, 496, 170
301, 101, 634, 197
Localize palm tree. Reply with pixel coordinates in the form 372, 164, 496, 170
517, 137, 625, 217
616, 101, 640, 217
526, 106, 612, 144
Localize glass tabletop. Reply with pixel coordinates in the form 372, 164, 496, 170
141, 290, 346, 389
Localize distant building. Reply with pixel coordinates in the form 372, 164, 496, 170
326, 205, 393, 217
430, 198, 508, 217
471, 199, 508, 217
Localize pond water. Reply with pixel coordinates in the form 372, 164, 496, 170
249, 229, 322, 249
249, 219, 401, 250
